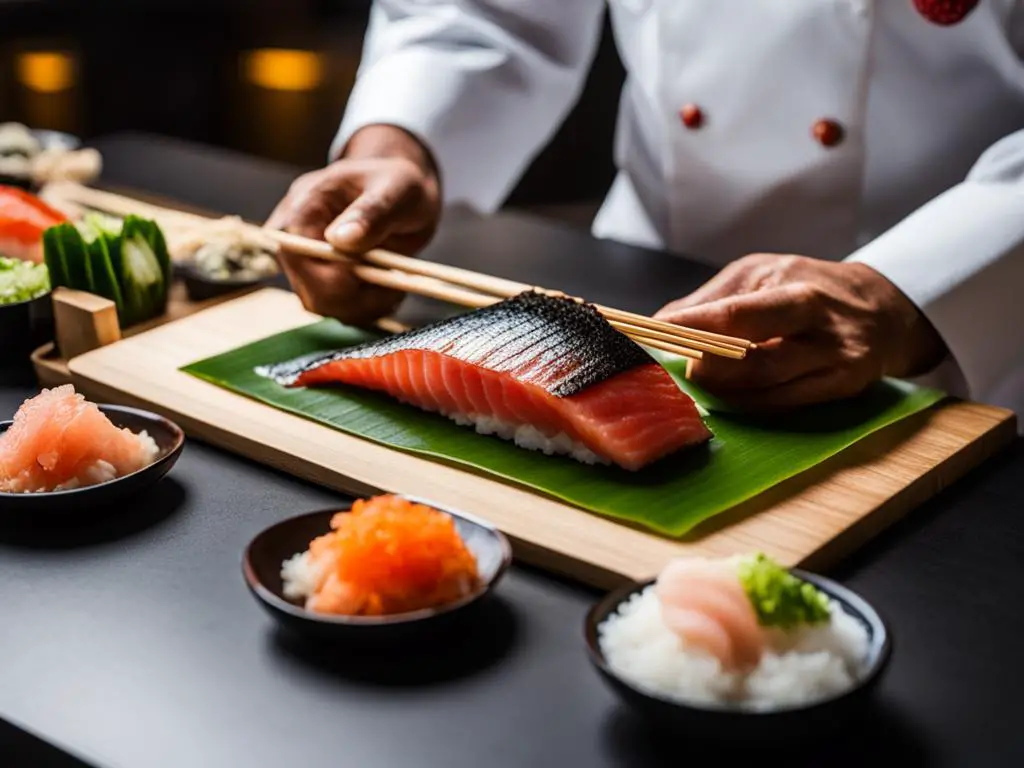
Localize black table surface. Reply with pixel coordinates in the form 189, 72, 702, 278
2, 133, 1023, 768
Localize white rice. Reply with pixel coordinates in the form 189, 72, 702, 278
598, 586, 870, 711
449, 413, 606, 466
281, 550, 323, 602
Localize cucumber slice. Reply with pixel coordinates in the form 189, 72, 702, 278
86, 230, 124, 310
146, 219, 171, 286
42, 226, 68, 287
104, 229, 124, 289
119, 227, 165, 326
55, 224, 91, 293
71, 225, 95, 294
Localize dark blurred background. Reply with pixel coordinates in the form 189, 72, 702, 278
0, 0, 625, 225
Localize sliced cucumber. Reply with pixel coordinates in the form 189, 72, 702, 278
86, 230, 124, 310
120, 230, 165, 326
42, 226, 67, 287
56, 224, 92, 294
41, 214, 169, 327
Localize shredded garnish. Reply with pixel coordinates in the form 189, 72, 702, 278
737, 553, 831, 629
305, 495, 480, 616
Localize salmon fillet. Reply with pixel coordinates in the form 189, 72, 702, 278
258, 292, 712, 471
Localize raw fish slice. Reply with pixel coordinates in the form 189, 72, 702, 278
656, 557, 765, 671
659, 575, 764, 670
0, 185, 67, 263
660, 606, 737, 668
258, 292, 712, 471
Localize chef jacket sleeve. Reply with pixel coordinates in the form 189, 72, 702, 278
847, 130, 1024, 410
332, 0, 607, 212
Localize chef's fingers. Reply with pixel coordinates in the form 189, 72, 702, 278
686, 338, 828, 392
653, 254, 777, 317
654, 272, 747, 318
325, 166, 429, 253
655, 282, 825, 341
265, 169, 349, 238
275, 249, 403, 326
715, 368, 868, 411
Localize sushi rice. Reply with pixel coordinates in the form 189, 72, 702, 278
598, 585, 870, 711
281, 551, 322, 601
452, 414, 605, 466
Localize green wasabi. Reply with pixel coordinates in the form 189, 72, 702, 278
0, 256, 50, 305
737, 553, 831, 629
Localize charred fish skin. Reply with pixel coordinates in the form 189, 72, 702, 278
257, 291, 655, 397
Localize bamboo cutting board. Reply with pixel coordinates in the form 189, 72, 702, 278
66, 288, 1017, 589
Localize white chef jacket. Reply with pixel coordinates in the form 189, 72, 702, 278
333, 0, 1024, 425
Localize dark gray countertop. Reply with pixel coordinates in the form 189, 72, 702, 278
1, 133, 1022, 768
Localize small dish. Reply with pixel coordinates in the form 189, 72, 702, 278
175, 261, 274, 302
585, 570, 892, 744
0, 404, 185, 520
0, 291, 54, 360
243, 497, 513, 645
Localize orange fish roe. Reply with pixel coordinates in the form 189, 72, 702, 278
306, 495, 480, 616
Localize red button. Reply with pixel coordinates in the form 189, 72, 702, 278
812, 119, 844, 148
912, 0, 979, 26
680, 104, 704, 129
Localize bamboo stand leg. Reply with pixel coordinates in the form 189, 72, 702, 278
52, 287, 122, 361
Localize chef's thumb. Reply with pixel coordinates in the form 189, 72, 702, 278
325, 211, 377, 254
325, 183, 403, 253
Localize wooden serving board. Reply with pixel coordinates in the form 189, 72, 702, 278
31, 281, 258, 387
64, 288, 1016, 589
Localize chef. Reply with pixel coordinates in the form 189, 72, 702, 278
267, 0, 1024, 423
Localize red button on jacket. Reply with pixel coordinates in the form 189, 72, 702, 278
912, 0, 980, 26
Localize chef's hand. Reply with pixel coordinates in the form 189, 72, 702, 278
654, 254, 947, 409
266, 124, 441, 325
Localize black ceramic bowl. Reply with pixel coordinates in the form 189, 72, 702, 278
0, 404, 184, 520
585, 570, 892, 744
0, 291, 54, 360
176, 261, 275, 302
243, 497, 513, 646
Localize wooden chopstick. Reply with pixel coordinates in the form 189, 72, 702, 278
301, 260, 704, 360
351, 244, 753, 353
41, 182, 748, 360
270, 230, 750, 358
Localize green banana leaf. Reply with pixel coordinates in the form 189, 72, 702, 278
182, 320, 945, 537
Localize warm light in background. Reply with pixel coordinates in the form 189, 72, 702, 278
243, 49, 324, 92
16, 51, 76, 93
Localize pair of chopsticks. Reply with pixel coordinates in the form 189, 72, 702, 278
41, 182, 754, 361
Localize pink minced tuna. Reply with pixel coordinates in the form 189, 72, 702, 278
0, 385, 159, 493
